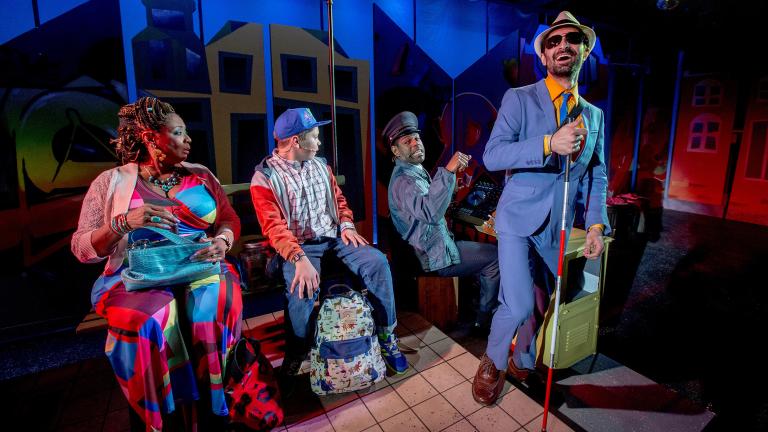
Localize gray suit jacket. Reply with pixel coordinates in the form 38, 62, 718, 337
483, 79, 611, 238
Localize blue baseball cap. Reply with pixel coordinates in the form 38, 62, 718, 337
273, 108, 331, 140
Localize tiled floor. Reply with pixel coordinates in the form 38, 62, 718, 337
241, 310, 573, 432
0, 310, 570, 432
0, 210, 737, 431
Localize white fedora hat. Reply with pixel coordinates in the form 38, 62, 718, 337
533, 11, 596, 58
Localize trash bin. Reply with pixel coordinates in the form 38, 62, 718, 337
239, 238, 279, 294
607, 193, 647, 242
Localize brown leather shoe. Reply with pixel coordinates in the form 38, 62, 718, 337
506, 356, 530, 382
472, 354, 506, 405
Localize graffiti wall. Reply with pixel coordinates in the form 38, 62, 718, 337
0, 0, 374, 336
0, 0, 126, 337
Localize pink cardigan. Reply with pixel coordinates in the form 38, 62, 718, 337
71, 162, 240, 274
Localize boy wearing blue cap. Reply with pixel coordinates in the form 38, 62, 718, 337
250, 108, 408, 379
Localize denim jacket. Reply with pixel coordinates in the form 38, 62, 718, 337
388, 159, 460, 272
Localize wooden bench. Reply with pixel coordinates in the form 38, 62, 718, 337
75, 310, 107, 334
416, 275, 460, 329
76, 182, 252, 335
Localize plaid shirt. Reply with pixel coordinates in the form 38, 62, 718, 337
269, 151, 337, 242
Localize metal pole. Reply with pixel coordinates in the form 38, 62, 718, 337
451, 81, 455, 154
604, 62, 615, 178
326, 0, 338, 174
664, 50, 684, 201
630, 70, 644, 192
197, 0, 204, 43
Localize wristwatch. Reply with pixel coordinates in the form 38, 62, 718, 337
290, 252, 306, 264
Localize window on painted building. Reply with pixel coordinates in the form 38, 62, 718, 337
281, 54, 317, 93
688, 114, 720, 152
219, 52, 253, 94
334, 66, 358, 103
759, 78, 768, 102
693, 79, 722, 106
746, 121, 768, 180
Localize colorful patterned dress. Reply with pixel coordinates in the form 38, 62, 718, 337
91, 175, 242, 431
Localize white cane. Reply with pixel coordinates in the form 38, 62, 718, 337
541, 120, 574, 432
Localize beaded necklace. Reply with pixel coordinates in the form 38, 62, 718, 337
142, 166, 182, 197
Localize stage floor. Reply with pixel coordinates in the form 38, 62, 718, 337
4, 208, 761, 430
0, 309, 713, 431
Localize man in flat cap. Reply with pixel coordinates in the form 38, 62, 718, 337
472, 11, 611, 405
251, 108, 408, 384
385, 111, 500, 333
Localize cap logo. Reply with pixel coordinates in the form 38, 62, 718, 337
273, 107, 331, 140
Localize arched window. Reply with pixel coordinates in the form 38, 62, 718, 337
692, 79, 722, 106
688, 114, 720, 153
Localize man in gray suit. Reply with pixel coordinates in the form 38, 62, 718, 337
472, 11, 611, 405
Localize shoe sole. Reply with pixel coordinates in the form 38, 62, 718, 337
381, 346, 409, 375
471, 376, 506, 406
506, 362, 531, 382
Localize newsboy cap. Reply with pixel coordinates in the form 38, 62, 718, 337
382, 111, 420, 145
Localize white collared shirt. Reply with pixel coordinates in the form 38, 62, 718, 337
269, 151, 337, 242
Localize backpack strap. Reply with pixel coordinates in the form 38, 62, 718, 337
323, 284, 370, 300
325, 283, 356, 298
227, 337, 261, 384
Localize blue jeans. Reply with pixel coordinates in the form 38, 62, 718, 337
281, 237, 397, 339
435, 241, 500, 326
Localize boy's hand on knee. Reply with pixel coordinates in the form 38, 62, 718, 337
291, 258, 319, 299
341, 228, 369, 248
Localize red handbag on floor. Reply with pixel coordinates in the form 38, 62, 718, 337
225, 337, 284, 431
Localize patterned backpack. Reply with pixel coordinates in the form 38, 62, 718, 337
310, 284, 387, 395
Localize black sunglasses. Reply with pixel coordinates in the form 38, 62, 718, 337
544, 31, 587, 49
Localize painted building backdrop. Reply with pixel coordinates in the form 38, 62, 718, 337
1, 0, 765, 338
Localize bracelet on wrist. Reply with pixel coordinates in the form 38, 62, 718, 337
215, 234, 232, 252
110, 212, 132, 236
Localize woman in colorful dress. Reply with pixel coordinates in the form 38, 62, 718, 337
71, 96, 242, 431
